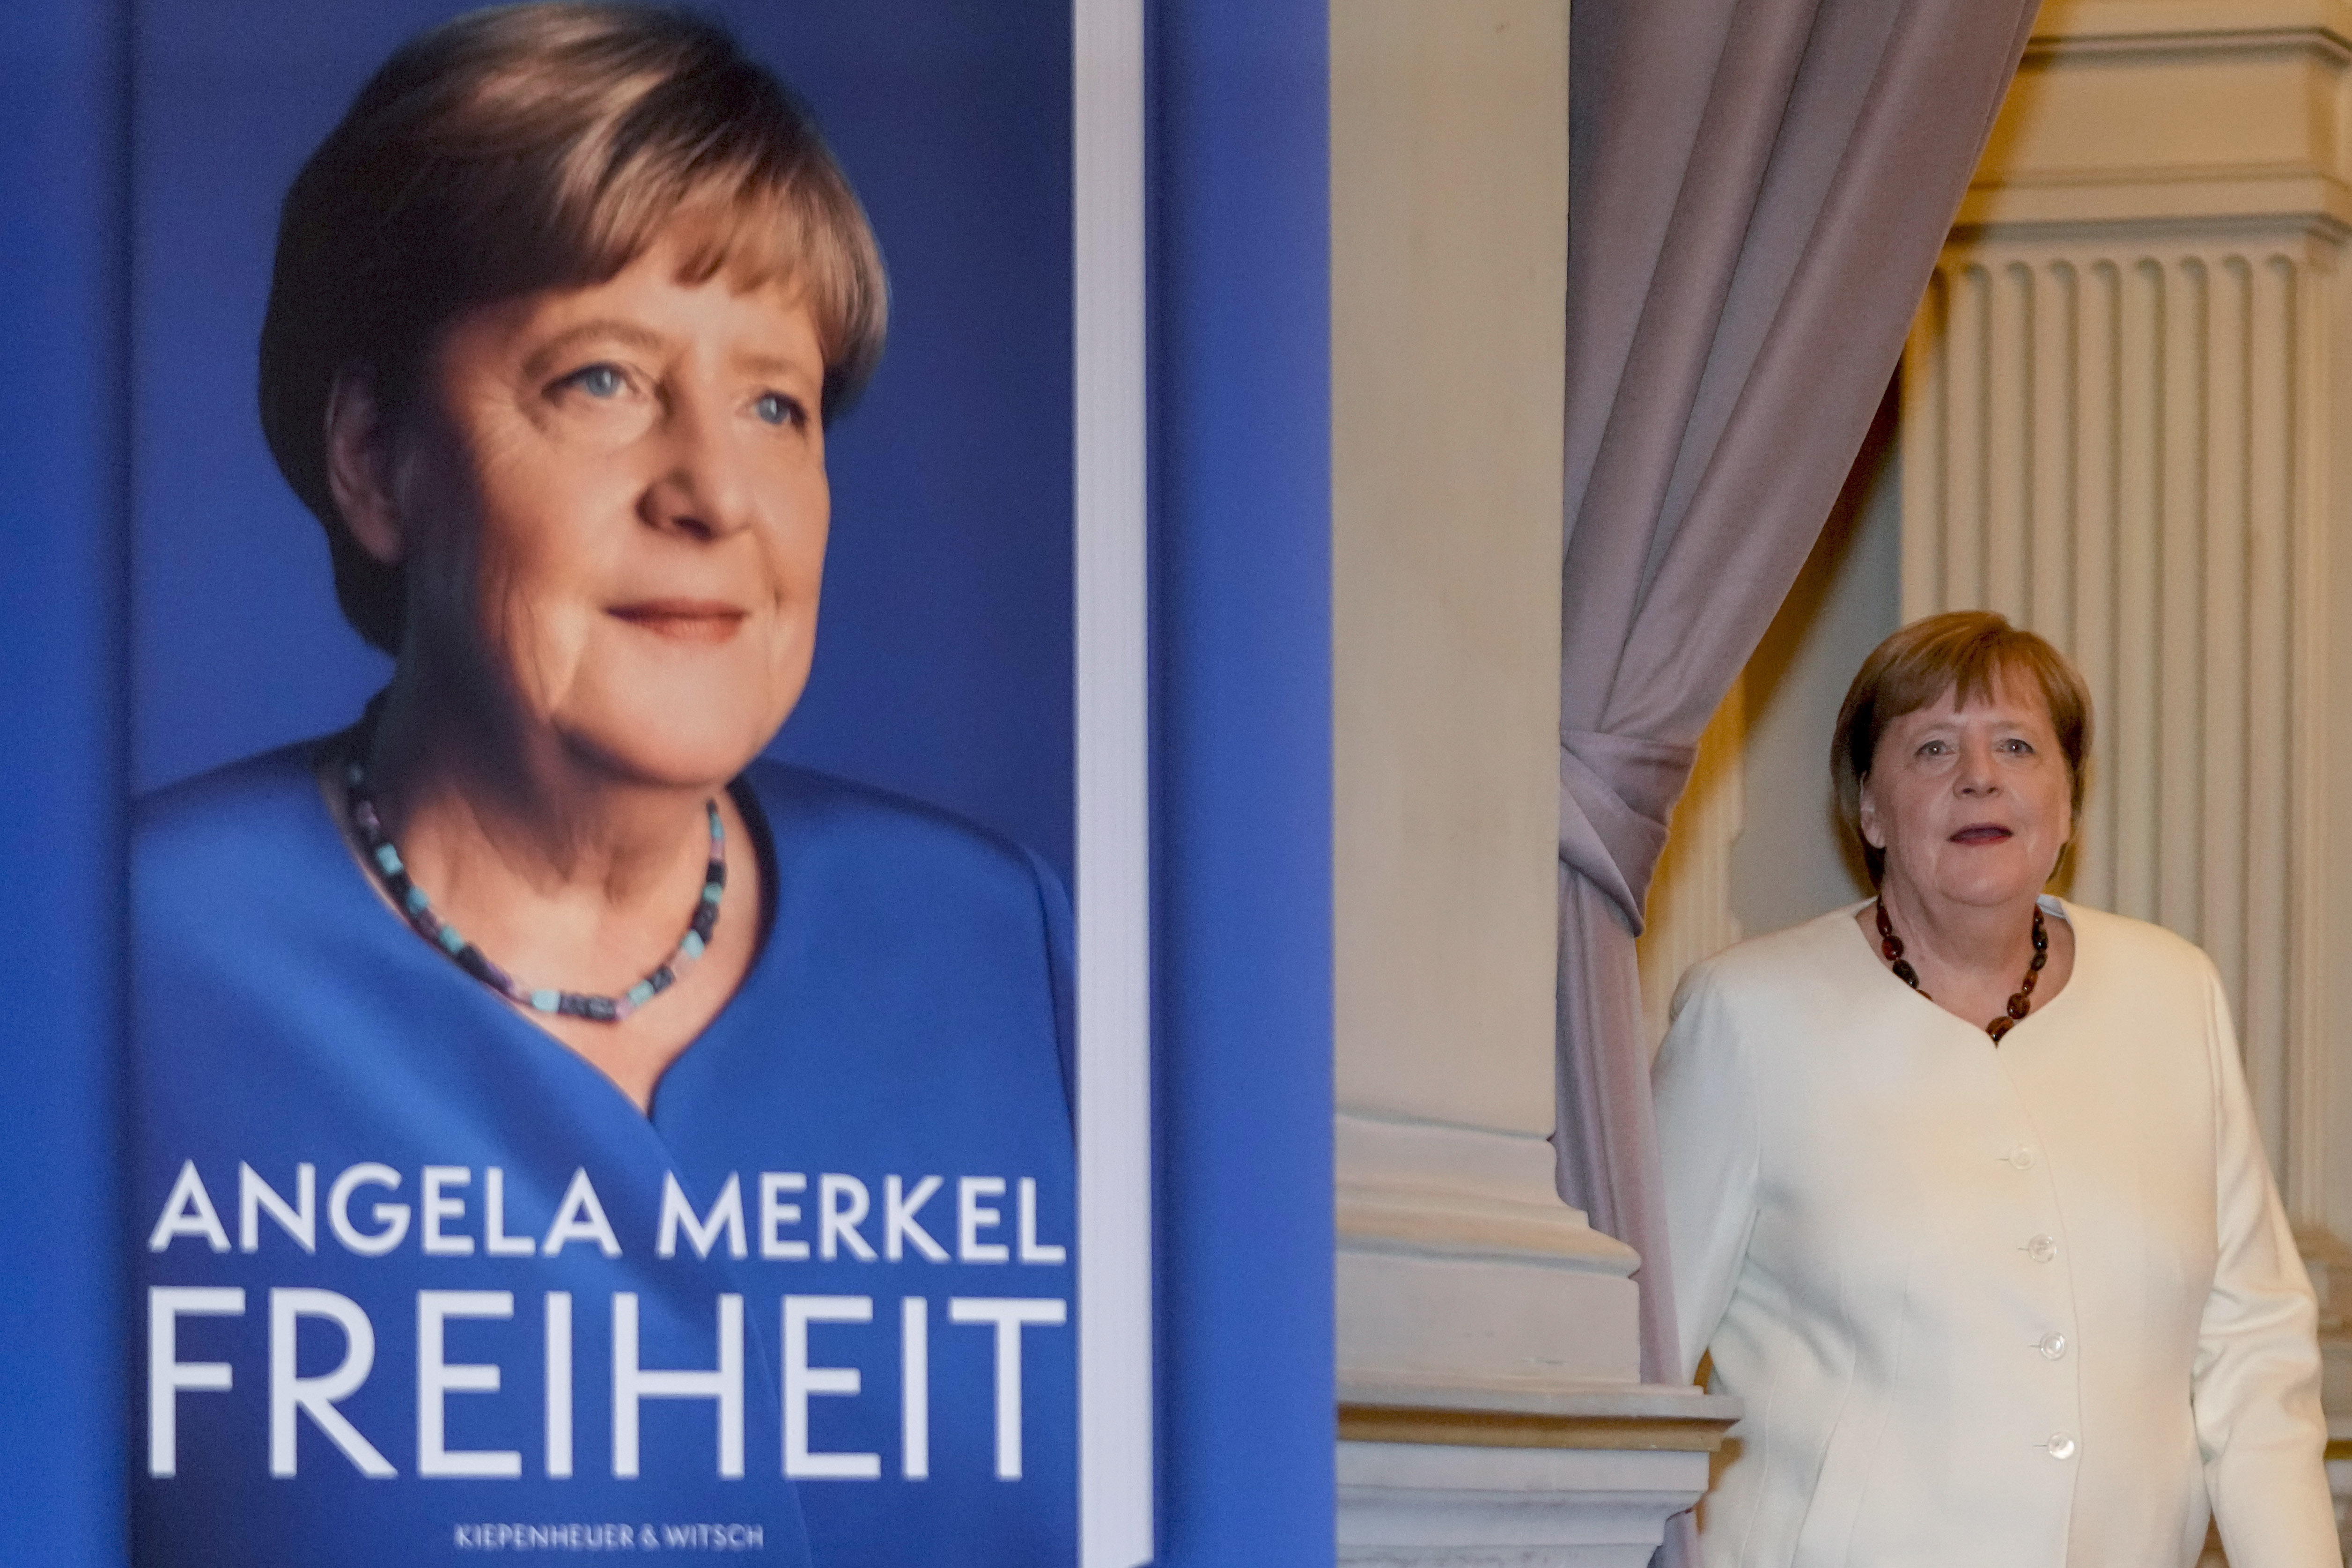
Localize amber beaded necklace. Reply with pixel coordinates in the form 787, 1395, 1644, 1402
1873, 899, 2048, 1043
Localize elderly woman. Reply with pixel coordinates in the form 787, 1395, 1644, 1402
133, 8, 1071, 1566
1654, 611, 2333, 1566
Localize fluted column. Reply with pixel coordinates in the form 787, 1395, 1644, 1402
1906, 235, 2337, 1220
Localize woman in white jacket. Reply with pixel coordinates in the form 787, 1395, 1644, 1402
1653, 611, 2336, 1567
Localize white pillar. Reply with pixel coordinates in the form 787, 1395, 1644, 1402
1331, 3, 1736, 1559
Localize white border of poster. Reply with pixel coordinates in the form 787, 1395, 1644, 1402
1072, 3, 1153, 1565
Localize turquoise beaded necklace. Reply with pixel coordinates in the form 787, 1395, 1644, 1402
342, 756, 724, 1024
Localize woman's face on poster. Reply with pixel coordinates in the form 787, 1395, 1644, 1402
332, 231, 832, 790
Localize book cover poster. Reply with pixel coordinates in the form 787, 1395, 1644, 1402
128, 4, 1090, 1563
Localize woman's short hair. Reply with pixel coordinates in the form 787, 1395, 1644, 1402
259, 1, 888, 654
1831, 611, 2093, 885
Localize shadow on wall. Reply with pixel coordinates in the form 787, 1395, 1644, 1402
1731, 374, 1902, 934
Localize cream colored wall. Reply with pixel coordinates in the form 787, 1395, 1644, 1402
1728, 399, 1902, 942
1331, 0, 1566, 1136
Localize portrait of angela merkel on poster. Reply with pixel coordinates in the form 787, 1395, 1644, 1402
131, 7, 1076, 1563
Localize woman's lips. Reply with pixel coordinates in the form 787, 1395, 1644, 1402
607, 599, 747, 645
1950, 823, 2013, 845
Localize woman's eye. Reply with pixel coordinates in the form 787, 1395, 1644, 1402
1917, 740, 1947, 757
557, 363, 630, 400
754, 392, 806, 428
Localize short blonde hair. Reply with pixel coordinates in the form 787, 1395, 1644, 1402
258, 2, 888, 653
1831, 611, 2092, 885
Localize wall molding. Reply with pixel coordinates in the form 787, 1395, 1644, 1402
1961, 0, 2352, 232
1337, 1442, 1716, 1568
1338, 1383, 1739, 1454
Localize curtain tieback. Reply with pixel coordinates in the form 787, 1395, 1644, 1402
1558, 729, 1694, 935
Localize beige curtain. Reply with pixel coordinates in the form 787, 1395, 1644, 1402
1554, 0, 2040, 1404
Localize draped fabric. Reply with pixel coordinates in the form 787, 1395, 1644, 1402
1554, 0, 2041, 1398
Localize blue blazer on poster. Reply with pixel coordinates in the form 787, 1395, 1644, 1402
134, 749, 1076, 1566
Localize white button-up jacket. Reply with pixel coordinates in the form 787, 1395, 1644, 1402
1654, 898, 2334, 1568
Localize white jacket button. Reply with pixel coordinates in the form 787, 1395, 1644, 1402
2046, 1433, 2078, 1459
2008, 1147, 2037, 1170
2038, 1332, 2068, 1359
2026, 1233, 2058, 1263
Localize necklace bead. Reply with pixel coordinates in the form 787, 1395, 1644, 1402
342, 755, 724, 1024
1873, 898, 2046, 1044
